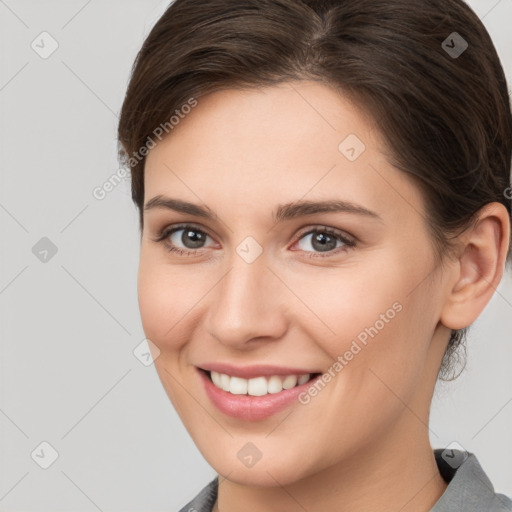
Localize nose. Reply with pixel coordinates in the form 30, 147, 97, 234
205, 250, 288, 349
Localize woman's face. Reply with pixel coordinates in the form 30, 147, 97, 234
139, 81, 452, 485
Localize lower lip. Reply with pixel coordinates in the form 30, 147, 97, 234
198, 369, 320, 421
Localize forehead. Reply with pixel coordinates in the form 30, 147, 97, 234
147, 81, 379, 157
145, 83, 372, 175
143, 81, 423, 222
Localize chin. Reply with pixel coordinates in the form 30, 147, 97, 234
198, 444, 319, 488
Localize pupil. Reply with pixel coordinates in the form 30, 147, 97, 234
313, 232, 336, 252
184, 229, 204, 248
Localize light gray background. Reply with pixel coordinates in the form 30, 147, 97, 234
1, 1, 511, 510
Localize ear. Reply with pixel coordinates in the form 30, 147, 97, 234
440, 202, 510, 331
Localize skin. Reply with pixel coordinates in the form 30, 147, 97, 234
138, 81, 510, 512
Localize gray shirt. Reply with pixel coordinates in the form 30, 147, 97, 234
178, 450, 512, 511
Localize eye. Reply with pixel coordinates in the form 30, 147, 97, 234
152, 223, 356, 258
292, 226, 356, 258
152, 224, 216, 256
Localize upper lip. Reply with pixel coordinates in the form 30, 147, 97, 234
198, 363, 320, 379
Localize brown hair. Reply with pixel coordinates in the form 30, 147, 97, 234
117, 0, 512, 380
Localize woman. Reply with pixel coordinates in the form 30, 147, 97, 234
117, 0, 512, 510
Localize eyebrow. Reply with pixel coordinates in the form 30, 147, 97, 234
144, 195, 382, 222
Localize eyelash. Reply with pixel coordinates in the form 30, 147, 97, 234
151, 223, 356, 259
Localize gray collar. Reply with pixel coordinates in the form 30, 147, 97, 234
432, 449, 511, 511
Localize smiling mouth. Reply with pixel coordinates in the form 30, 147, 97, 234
202, 369, 321, 396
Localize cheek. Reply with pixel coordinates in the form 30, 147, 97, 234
137, 257, 199, 351
286, 255, 437, 403
285, 262, 410, 354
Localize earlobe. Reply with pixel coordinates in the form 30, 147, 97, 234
440, 202, 510, 331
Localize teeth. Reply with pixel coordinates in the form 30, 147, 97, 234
229, 376, 248, 395
282, 375, 297, 389
220, 373, 230, 392
297, 374, 310, 385
248, 377, 267, 396
209, 371, 312, 396
267, 375, 283, 394
211, 371, 222, 388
